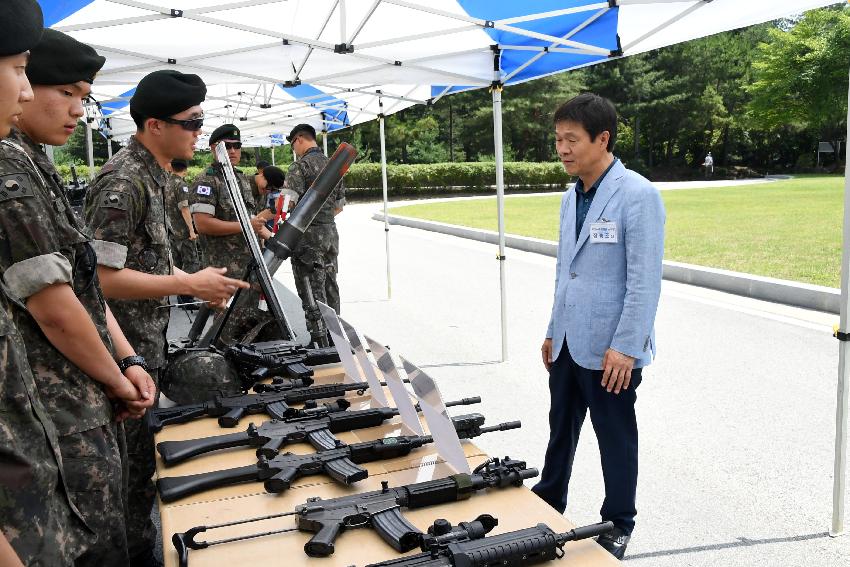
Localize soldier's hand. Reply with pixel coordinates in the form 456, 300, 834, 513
189, 231, 198, 241
106, 377, 143, 420
249, 215, 266, 234
124, 366, 156, 412
184, 267, 250, 302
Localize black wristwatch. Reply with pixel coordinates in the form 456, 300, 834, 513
118, 355, 148, 373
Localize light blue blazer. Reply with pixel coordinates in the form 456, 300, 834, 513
546, 159, 665, 370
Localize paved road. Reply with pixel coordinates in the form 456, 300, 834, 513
160, 190, 848, 566
327, 199, 848, 566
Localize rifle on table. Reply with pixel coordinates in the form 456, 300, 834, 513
157, 397, 482, 465
172, 457, 534, 566
145, 376, 401, 432
365, 519, 614, 567
223, 342, 339, 388
156, 414, 521, 503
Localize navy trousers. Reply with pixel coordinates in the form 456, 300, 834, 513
531, 340, 642, 534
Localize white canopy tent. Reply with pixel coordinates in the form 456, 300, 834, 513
41, 0, 848, 534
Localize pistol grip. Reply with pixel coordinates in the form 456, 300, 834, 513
256, 437, 286, 459
263, 466, 299, 493
372, 508, 423, 552
218, 407, 246, 428
304, 522, 343, 557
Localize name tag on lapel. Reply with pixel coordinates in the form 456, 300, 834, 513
590, 220, 618, 243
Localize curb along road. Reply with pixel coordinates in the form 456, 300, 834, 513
374, 213, 840, 315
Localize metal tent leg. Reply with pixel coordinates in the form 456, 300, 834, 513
85, 119, 95, 180
492, 84, 507, 362
831, 64, 850, 538
379, 103, 391, 299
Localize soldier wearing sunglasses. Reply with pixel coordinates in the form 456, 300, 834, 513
188, 125, 280, 345
83, 70, 250, 567
190, 124, 264, 278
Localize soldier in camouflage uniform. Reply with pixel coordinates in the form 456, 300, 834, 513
0, 5, 93, 565
0, 285, 92, 566
283, 124, 345, 340
4, 29, 161, 566
166, 159, 201, 307
191, 124, 278, 344
84, 71, 248, 567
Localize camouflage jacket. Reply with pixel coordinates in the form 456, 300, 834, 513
0, 285, 91, 565
189, 162, 256, 277
284, 147, 345, 225
0, 130, 114, 436
165, 173, 192, 242
84, 136, 173, 369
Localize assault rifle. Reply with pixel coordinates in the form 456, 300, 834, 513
223, 342, 340, 389
156, 397, 482, 465
156, 414, 521, 503
365, 519, 614, 567
145, 377, 401, 432
171, 457, 534, 565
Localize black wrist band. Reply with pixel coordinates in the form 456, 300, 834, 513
118, 355, 148, 373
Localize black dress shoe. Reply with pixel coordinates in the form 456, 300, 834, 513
596, 527, 630, 560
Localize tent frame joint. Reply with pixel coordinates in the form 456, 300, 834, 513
334, 43, 355, 54
170, 9, 183, 18
281, 80, 302, 88
835, 330, 850, 342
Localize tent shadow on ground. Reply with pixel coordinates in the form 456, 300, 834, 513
627, 532, 830, 561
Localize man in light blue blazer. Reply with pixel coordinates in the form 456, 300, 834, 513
532, 94, 665, 560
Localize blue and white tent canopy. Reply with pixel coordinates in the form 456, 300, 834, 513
42, 0, 842, 142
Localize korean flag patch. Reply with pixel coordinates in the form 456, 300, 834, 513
182, 185, 189, 193
196, 185, 212, 196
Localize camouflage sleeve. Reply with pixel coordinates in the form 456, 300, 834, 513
83, 174, 145, 270
0, 166, 73, 300
284, 162, 307, 203
177, 181, 190, 210
189, 174, 218, 216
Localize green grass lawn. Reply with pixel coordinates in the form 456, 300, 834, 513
389, 176, 845, 287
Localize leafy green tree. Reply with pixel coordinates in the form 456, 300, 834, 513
748, 6, 850, 143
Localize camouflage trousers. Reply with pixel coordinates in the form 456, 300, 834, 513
124, 370, 160, 562
172, 238, 201, 274
292, 224, 340, 338
59, 422, 128, 567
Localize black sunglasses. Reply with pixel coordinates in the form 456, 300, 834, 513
160, 116, 204, 131
224, 141, 242, 150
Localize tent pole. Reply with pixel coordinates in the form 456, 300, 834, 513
106, 137, 113, 159
830, 64, 850, 538
271, 144, 276, 166
379, 99, 391, 299
45, 145, 54, 164
323, 129, 329, 156
491, 49, 508, 362
85, 119, 95, 180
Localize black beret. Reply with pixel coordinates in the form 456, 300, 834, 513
263, 166, 285, 189
130, 70, 206, 119
286, 123, 316, 142
255, 160, 270, 171
209, 124, 240, 145
0, 0, 43, 56
27, 29, 105, 85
